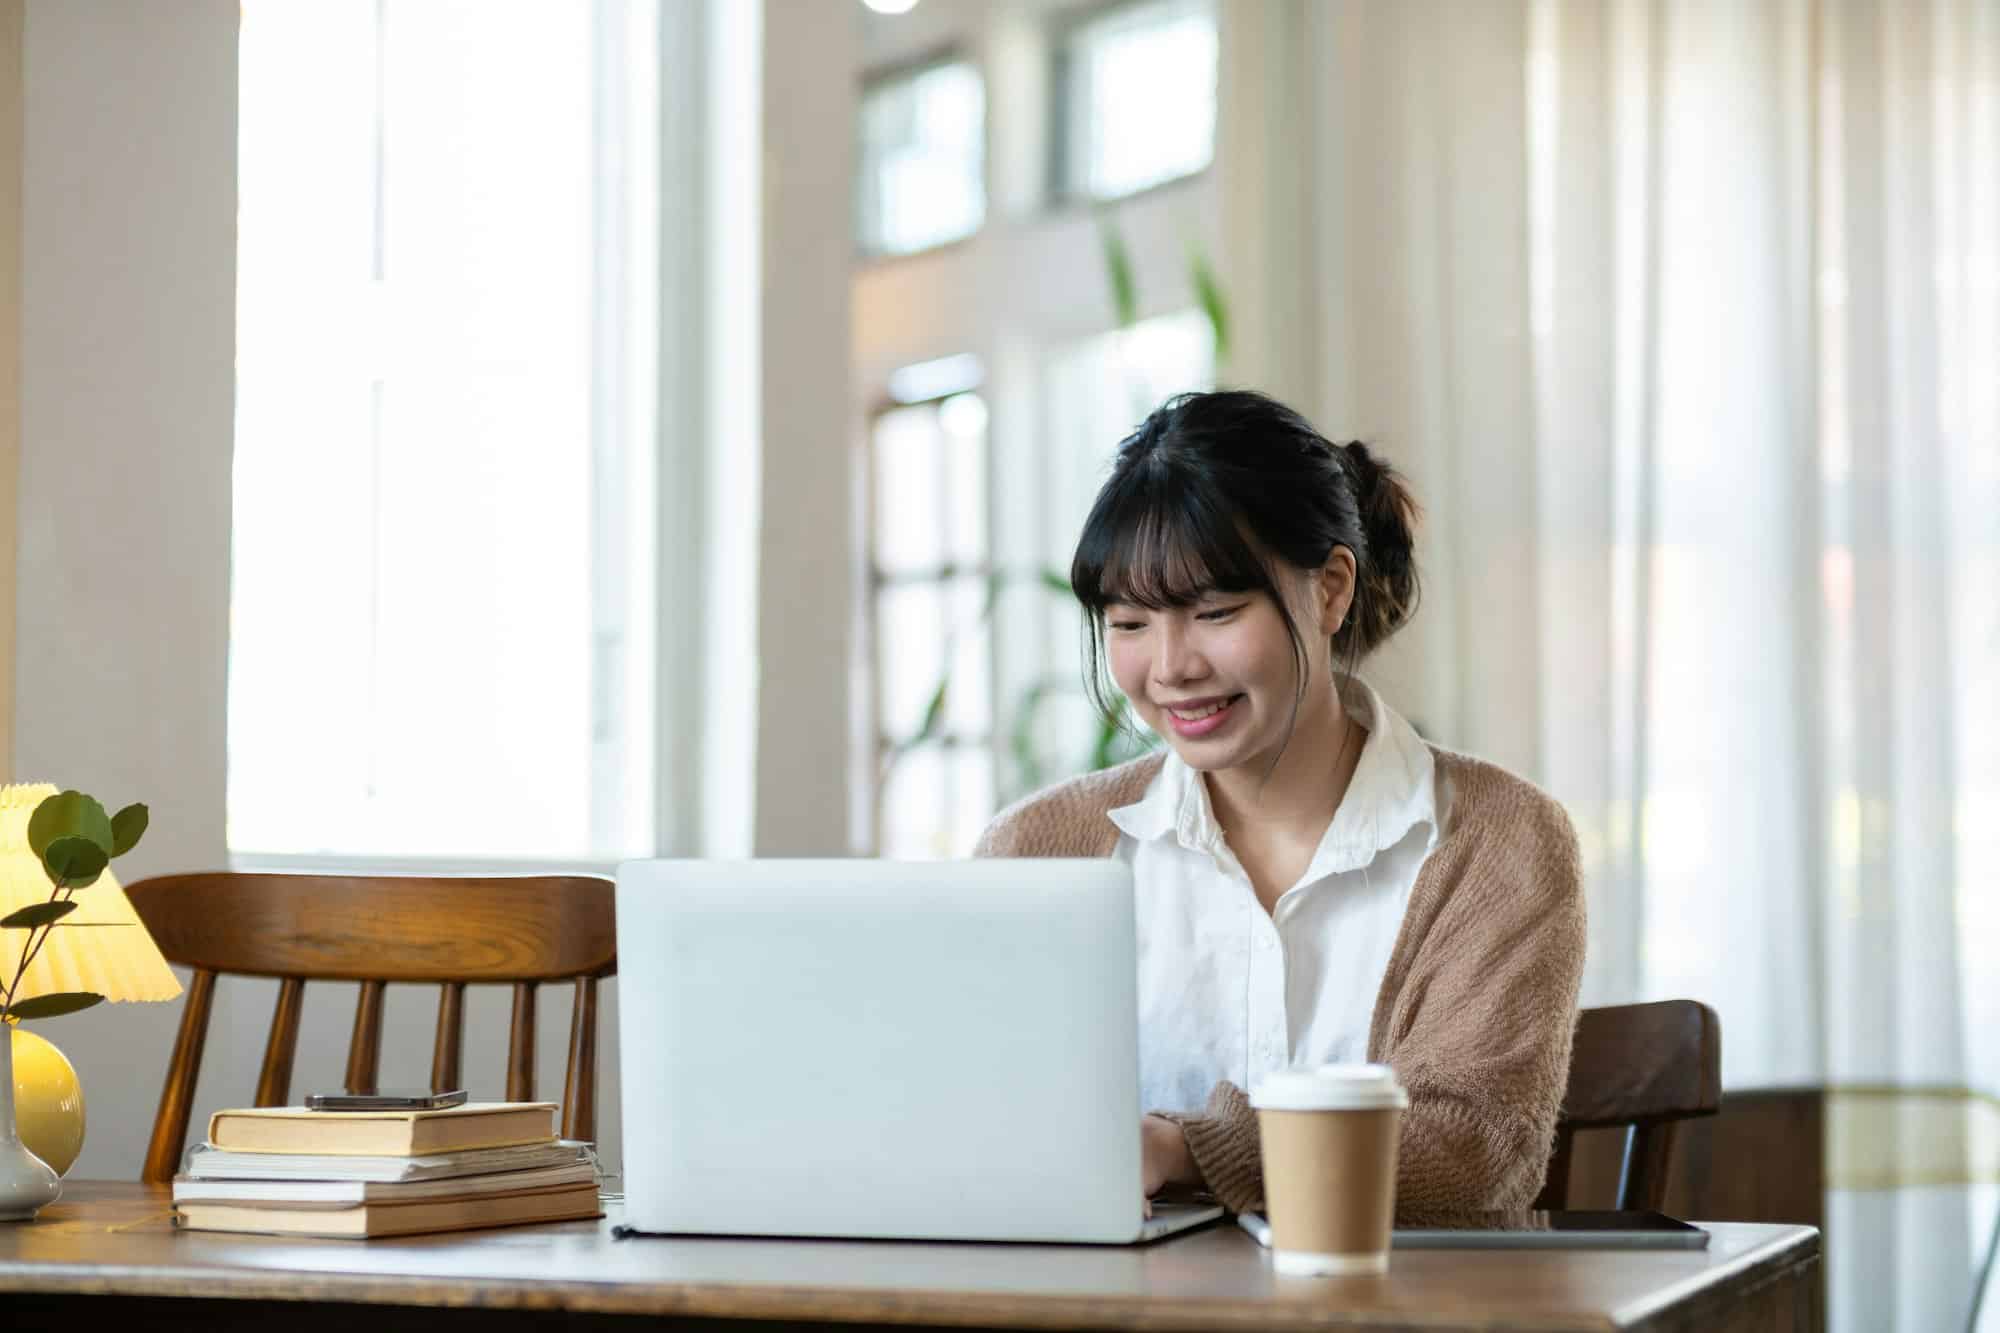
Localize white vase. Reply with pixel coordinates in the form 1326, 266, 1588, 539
0, 1024, 62, 1221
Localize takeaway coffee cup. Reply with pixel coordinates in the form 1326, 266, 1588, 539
1251, 1063, 1408, 1276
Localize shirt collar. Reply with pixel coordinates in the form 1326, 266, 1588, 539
1106, 675, 1437, 871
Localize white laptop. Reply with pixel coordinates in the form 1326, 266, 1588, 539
614, 858, 1224, 1244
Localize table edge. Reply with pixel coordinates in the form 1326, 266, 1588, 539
0, 1220, 1824, 1333
1610, 1224, 1821, 1330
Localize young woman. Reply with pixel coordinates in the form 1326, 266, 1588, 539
975, 390, 1584, 1221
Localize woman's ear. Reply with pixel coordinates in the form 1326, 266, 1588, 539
1317, 548, 1358, 633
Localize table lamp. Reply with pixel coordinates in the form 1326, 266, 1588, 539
1, 782, 181, 1219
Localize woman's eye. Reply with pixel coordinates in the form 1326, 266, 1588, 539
1108, 620, 1145, 633
1196, 605, 1244, 622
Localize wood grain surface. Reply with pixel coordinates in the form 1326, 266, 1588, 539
0, 1183, 1821, 1332
125, 873, 617, 981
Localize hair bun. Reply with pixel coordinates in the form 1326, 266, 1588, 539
1341, 441, 1422, 653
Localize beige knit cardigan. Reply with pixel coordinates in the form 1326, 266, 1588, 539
973, 747, 1586, 1221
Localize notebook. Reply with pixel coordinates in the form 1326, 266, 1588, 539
181, 1140, 591, 1183
172, 1160, 599, 1208
204, 1102, 557, 1156
173, 1182, 602, 1239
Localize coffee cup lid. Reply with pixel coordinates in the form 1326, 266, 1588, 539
1251, 1062, 1409, 1111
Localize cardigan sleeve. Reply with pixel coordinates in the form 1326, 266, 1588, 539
1161, 793, 1586, 1221
1376, 793, 1586, 1220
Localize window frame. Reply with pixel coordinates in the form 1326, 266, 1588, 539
1046, 0, 1218, 210
854, 46, 990, 263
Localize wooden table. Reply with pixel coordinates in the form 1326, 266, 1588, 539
0, 1183, 1821, 1332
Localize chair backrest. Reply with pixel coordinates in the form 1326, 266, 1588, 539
1535, 999, 1722, 1212
125, 872, 616, 1184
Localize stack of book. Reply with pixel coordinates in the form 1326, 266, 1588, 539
171, 1101, 603, 1239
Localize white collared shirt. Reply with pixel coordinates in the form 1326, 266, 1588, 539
1108, 676, 1445, 1115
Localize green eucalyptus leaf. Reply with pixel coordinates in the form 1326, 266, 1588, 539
1099, 218, 1137, 329
27, 790, 115, 861
1, 900, 78, 930
913, 677, 950, 746
42, 836, 109, 888
1189, 242, 1231, 367
4, 991, 105, 1021
110, 803, 150, 857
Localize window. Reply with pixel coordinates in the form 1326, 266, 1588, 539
1002, 310, 1217, 794
869, 380, 995, 859
856, 59, 987, 258
1054, 0, 1217, 202
229, 0, 659, 862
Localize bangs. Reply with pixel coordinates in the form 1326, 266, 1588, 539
1070, 459, 1275, 612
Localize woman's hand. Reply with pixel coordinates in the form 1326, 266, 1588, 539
1141, 1114, 1197, 1201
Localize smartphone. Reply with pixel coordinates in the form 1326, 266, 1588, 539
304, 1088, 468, 1111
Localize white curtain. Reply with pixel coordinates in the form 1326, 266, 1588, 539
1220, 2, 1999, 1327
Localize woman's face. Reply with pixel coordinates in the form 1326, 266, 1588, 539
1104, 564, 1344, 775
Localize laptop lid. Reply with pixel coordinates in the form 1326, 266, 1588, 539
615, 858, 1152, 1242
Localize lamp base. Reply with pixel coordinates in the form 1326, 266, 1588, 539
0, 1137, 60, 1221
0, 1023, 62, 1222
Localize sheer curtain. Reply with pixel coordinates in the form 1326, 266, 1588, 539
1220, 2, 1998, 1327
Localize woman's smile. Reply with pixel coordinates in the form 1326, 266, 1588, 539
1160, 692, 1245, 737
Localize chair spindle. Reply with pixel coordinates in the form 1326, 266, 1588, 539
255, 976, 306, 1106
507, 982, 536, 1102
345, 979, 385, 1095
563, 975, 598, 1142
432, 980, 466, 1093
143, 967, 217, 1184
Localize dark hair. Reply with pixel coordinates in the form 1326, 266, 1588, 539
1069, 389, 1421, 742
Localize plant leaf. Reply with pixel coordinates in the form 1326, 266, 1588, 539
4, 991, 105, 1021
1, 900, 78, 930
912, 677, 950, 747
1039, 568, 1072, 596
1099, 217, 1138, 329
110, 802, 150, 857
1189, 241, 1231, 367
42, 836, 109, 888
27, 790, 115, 861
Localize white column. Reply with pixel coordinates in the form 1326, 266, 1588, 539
753, 0, 856, 855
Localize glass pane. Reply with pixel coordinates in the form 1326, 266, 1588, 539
939, 392, 989, 567
1062, 1, 1216, 201
873, 391, 986, 575
857, 60, 986, 257
879, 744, 996, 860
229, 0, 655, 860
873, 403, 945, 571
876, 575, 992, 740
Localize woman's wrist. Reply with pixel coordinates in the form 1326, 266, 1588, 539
1144, 1113, 1199, 1186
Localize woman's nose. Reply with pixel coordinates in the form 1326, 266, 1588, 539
1152, 621, 1206, 684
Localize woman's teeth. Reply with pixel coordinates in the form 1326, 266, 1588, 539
1169, 697, 1235, 720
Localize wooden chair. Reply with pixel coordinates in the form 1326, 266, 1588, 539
1535, 1000, 1722, 1211
125, 872, 616, 1184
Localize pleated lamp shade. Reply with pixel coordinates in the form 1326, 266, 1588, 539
0, 784, 181, 1004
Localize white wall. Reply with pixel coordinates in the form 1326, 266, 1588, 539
0, 0, 20, 772
14, 0, 237, 1181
